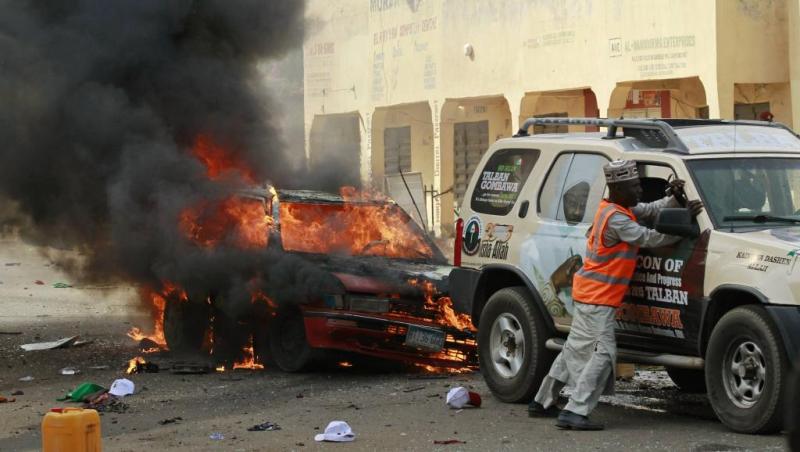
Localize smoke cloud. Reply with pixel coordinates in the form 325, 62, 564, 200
0, 0, 352, 345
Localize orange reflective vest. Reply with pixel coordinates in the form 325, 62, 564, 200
572, 200, 639, 308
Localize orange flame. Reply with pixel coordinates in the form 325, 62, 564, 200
191, 134, 256, 184
126, 356, 146, 374
279, 195, 432, 260
338, 361, 353, 368
408, 278, 475, 332
179, 196, 271, 249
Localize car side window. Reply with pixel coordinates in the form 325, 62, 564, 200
470, 148, 539, 216
539, 153, 609, 224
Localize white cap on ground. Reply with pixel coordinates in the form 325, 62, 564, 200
109, 378, 135, 397
314, 420, 355, 442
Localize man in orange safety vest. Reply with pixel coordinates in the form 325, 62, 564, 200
528, 159, 703, 430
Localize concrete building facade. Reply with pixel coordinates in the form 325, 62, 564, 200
303, 0, 800, 237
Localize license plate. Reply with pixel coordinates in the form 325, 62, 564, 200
404, 325, 445, 352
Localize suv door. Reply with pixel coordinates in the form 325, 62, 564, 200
520, 152, 610, 330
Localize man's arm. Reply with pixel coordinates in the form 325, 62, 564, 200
631, 195, 680, 224
604, 212, 682, 248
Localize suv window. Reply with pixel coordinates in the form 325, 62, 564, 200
539, 153, 609, 224
470, 148, 539, 216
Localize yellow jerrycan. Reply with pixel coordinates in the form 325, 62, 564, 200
42, 407, 102, 452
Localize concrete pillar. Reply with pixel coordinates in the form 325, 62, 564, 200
593, 83, 615, 119
429, 98, 445, 237
505, 91, 526, 132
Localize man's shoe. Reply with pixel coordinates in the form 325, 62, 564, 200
528, 401, 560, 418
555, 410, 604, 430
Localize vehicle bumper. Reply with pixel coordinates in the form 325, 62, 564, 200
448, 267, 481, 315
301, 308, 477, 368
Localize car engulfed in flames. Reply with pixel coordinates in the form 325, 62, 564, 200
132, 183, 477, 372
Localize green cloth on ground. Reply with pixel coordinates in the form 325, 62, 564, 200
57, 382, 106, 402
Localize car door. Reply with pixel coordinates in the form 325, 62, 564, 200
614, 161, 707, 354
520, 151, 610, 330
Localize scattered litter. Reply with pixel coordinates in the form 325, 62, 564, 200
21, 336, 78, 351
159, 417, 183, 425
296, 393, 304, 398
11, 390, 23, 396
408, 374, 449, 380
446, 387, 482, 409
34, 280, 44, 285
314, 421, 355, 442
434, 439, 466, 445
248, 421, 281, 432
59, 367, 81, 376
88, 365, 109, 370
5, 262, 21, 266
128, 357, 159, 374
209, 433, 225, 441
346, 403, 360, 410
109, 378, 135, 397
18, 376, 34, 382
85, 393, 129, 413
53, 282, 73, 288
295, 442, 305, 447
72, 339, 93, 347
0, 331, 22, 335
57, 382, 106, 402
0, 396, 16, 403
403, 385, 426, 393
171, 362, 209, 374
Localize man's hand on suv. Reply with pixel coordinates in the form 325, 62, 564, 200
687, 199, 704, 217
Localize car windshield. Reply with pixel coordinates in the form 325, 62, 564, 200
278, 201, 436, 260
687, 157, 800, 229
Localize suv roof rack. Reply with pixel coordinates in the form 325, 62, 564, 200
514, 117, 800, 154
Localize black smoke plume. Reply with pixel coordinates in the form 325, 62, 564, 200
0, 0, 344, 362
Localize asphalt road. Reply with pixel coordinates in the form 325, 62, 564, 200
0, 238, 790, 451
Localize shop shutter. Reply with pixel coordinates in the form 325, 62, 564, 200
454, 120, 489, 205
383, 126, 411, 175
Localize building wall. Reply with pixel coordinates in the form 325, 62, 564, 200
304, 0, 799, 236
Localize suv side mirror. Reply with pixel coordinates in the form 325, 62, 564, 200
655, 208, 699, 238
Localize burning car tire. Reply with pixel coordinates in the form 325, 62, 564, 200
705, 306, 788, 433
666, 367, 706, 393
478, 286, 552, 403
269, 308, 317, 372
164, 299, 210, 353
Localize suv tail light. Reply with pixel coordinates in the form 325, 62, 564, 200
454, 218, 463, 267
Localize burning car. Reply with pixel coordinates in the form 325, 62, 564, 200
157, 186, 476, 372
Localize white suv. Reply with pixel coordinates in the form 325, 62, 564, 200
448, 118, 800, 434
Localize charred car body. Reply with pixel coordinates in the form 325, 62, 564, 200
163, 187, 476, 371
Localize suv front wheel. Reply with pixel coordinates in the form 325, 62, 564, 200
478, 286, 553, 403
705, 305, 788, 433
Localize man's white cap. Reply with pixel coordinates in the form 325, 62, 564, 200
109, 378, 135, 397
603, 160, 639, 184
314, 421, 355, 442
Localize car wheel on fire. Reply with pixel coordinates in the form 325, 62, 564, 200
705, 306, 788, 434
478, 287, 553, 403
163, 297, 209, 353
269, 307, 318, 372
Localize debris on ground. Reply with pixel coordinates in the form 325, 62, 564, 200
18, 376, 34, 382
85, 393, 129, 414
209, 433, 225, 440
433, 439, 466, 445
0, 396, 16, 403
88, 365, 110, 370
53, 282, 73, 288
59, 367, 81, 376
403, 385, 426, 393
137, 338, 162, 351
170, 362, 210, 374
314, 421, 355, 442
11, 390, 23, 396
158, 417, 183, 425
445, 387, 481, 409
21, 336, 78, 351
72, 339, 94, 347
34, 280, 44, 285
247, 421, 281, 432
109, 378, 135, 397
5, 262, 21, 266
0, 331, 22, 335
